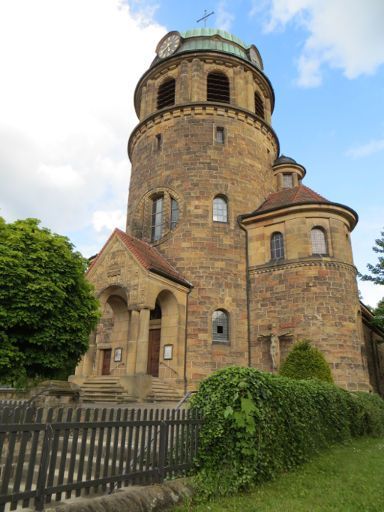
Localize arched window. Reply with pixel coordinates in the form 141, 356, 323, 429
151, 195, 164, 242
311, 227, 327, 255
207, 72, 230, 103
212, 310, 229, 342
270, 232, 285, 260
170, 197, 179, 229
254, 91, 264, 119
213, 196, 228, 223
282, 174, 293, 188
157, 78, 175, 110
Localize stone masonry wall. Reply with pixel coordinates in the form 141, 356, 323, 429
127, 106, 277, 387
249, 261, 370, 391
127, 50, 279, 388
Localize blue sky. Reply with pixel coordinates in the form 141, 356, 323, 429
0, 0, 383, 306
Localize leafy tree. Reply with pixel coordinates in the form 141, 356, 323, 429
279, 340, 333, 383
362, 228, 384, 285
372, 299, 384, 330
361, 228, 384, 330
0, 218, 99, 385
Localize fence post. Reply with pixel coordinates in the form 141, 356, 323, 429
158, 420, 167, 483
35, 424, 53, 512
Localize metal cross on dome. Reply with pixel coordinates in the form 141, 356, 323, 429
196, 9, 214, 27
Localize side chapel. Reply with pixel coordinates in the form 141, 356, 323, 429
72, 28, 384, 401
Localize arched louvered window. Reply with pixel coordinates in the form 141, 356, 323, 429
212, 310, 229, 342
207, 72, 230, 103
270, 232, 285, 260
157, 78, 175, 110
254, 91, 264, 119
213, 196, 228, 223
311, 227, 327, 255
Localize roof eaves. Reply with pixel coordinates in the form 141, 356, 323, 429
239, 200, 359, 228
149, 267, 193, 288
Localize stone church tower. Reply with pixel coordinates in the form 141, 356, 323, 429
73, 29, 384, 401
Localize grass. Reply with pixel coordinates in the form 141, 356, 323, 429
174, 437, 384, 512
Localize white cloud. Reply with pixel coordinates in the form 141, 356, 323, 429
346, 138, 384, 159
0, 0, 166, 244
257, 0, 384, 87
92, 210, 126, 232
215, 1, 234, 32
352, 206, 384, 307
358, 281, 384, 309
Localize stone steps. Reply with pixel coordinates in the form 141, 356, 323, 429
80, 377, 135, 403
80, 377, 182, 403
146, 378, 183, 402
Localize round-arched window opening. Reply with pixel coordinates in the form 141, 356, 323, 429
207, 72, 230, 103
213, 196, 228, 223
157, 78, 176, 110
170, 197, 179, 230
311, 227, 328, 255
270, 232, 285, 261
254, 91, 264, 119
212, 309, 229, 342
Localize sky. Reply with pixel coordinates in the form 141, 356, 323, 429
0, 0, 383, 307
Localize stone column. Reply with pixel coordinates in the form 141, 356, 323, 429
191, 58, 204, 101
126, 310, 140, 375
135, 308, 150, 374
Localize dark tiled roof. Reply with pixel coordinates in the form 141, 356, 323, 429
256, 185, 329, 213
88, 228, 192, 288
274, 155, 298, 166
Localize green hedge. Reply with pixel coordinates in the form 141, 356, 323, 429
279, 339, 333, 383
190, 366, 384, 498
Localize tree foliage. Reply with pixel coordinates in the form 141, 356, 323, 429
190, 366, 384, 499
362, 228, 384, 285
279, 339, 333, 383
0, 218, 99, 385
372, 299, 384, 330
361, 228, 384, 330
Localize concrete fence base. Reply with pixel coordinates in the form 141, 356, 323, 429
47, 479, 194, 512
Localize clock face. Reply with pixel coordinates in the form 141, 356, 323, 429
158, 33, 181, 58
249, 46, 260, 66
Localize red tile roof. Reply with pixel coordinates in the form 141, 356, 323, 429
88, 228, 192, 288
255, 185, 329, 213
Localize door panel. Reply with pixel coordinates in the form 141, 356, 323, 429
147, 329, 161, 377
102, 349, 112, 375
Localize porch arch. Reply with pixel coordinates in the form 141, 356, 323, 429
95, 285, 130, 376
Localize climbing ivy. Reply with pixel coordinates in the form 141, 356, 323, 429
190, 366, 384, 499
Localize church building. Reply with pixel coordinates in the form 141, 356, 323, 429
72, 28, 384, 402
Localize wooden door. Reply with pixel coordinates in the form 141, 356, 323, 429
147, 329, 161, 377
101, 349, 112, 375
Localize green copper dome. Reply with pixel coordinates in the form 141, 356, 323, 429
152, 28, 264, 70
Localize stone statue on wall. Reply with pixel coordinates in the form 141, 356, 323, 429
270, 332, 281, 370
258, 328, 292, 372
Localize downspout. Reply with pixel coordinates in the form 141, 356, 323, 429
238, 216, 252, 367
184, 287, 192, 394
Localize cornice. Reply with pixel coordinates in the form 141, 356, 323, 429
249, 258, 358, 275
128, 102, 280, 160
240, 201, 358, 231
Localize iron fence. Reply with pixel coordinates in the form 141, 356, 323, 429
0, 406, 203, 511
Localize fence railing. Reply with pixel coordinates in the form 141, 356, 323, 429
0, 406, 203, 512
